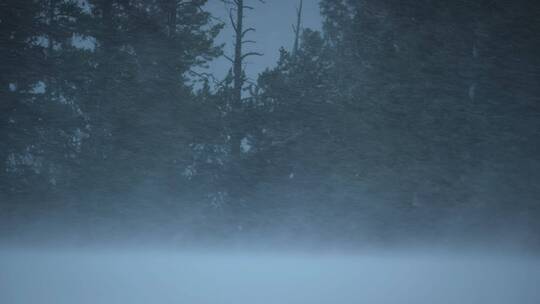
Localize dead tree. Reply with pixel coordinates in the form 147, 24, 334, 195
292, 0, 303, 57
218, 0, 264, 208
223, 0, 263, 159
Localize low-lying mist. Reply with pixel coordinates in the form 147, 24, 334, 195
1, 247, 539, 304
1, 193, 538, 304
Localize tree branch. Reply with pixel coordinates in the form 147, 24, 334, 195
223, 54, 235, 63
241, 27, 255, 38
241, 51, 263, 60
229, 8, 238, 33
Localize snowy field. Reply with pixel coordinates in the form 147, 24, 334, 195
1, 248, 539, 304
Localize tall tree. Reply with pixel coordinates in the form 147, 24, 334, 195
223, 0, 263, 159
71, 0, 223, 196
0, 0, 89, 198
292, 0, 303, 57
211, 0, 264, 218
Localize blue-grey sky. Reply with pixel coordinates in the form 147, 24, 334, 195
203, 0, 323, 82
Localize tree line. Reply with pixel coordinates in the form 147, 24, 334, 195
1, 0, 539, 245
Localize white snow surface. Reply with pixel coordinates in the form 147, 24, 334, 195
1, 248, 539, 304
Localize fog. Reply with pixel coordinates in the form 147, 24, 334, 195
2, 0, 539, 302
1, 248, 539, 304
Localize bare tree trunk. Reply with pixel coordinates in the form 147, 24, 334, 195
222, 0, 263, 207
292, 0, 303, 57
231, 0, 244, 159
226, 0, 262, 159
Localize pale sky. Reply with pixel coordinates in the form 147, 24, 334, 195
203, 0, 323, 82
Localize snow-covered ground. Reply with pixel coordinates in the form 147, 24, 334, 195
1, 248, 539, 304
